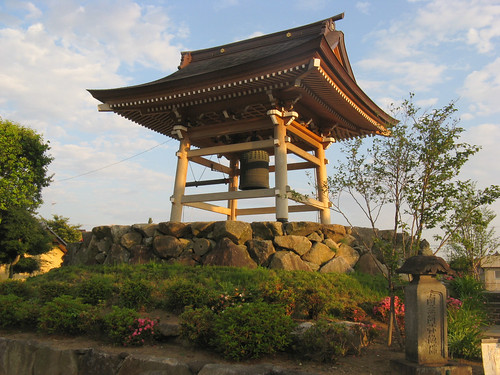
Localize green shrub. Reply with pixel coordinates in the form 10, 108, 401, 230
163, 279, 214, 314
295, 287, 328, 319
103, 306, 139, 345
37, 281, 74, 303
77, 275, 115, 305
38, 295, 98, 335
124, 317, 159, 347
293, 319, 351, 362
0, 294, 38, 329
211, 302, 295, 360
448, 275, 485, 308
180, 306, 216, 347
0, 280, 35, 298
448, 302, 486, 359
257, 281, 297, 316
118, 279, 153, 309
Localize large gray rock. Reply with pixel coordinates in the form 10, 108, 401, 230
132, 223, 158, 238
320, 256, 354, 274
120, 231, 143, 250
250, 222, 283, 240
269, 251, 312, 271
203, 238, 257, 269
284, 221, 321, 236
301, 242, 335, 266
322, 224, 347, 242
110, 225, 131, 243
323, 238, 339, 252
158, 221, 189, 238
103, 244, 129, 265
192, 238, 214, 256
78, 349, 124, 375
153, 235, 183, 259
336, 244, 360, 268
117, 355, 191, 375
273, 235, 312, 256
350, 227, 379, 252
213, 221, 252, 245
199, 364, 282, 375
246, 239, 275, 266
92, 225, 112, 240
356, 253, 388, 276
129, 244, 155, 264
189, 222, 215, 237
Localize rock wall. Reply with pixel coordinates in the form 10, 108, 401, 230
64, 221, 387, 275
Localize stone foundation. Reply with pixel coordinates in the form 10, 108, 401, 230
64, 221, 388, 275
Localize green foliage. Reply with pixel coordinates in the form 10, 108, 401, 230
41, 214, 83, 243
103, 306, 139, 345
163, 279, 215, 313
448, 275, 485, 307
37, 281, 75, 303
124, 317, 159, 346
0, 294, 39, 329
12, 256, 41, 274
38, 295, 98, 335
447, 302, 486, 359
76, 275, 116, 305
0, 280, 35, 298
118, 279, 153, 309
0, 207, 52, 277
211, 302, 295, 360
292, 319, 351, 362
180, 306, 216, 347
0, 117, 53, 214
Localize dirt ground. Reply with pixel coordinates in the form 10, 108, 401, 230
0, 328, 484, 375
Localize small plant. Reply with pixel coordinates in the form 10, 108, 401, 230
258, 281, 296, 316
0, 294, 38, 329
447, 303, 485, 359
103, 306, 139, 345
163, 279, 214, 313
295, 287, 328, 319
0, 280, 35, 298
38, 295, 98, 335
211, 302, 295, 360
180, 306, 216, 347
373, 296, 405, 330
124, 317, 159, 346
76, 275, 115, 305
448, 275, 485, 308
118, 279, 153, 309
36, 281, 74, 303
211, 287, 250, 313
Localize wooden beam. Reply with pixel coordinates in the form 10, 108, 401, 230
189, 156, 232, 175
287, 121, 323, 149
185, 178, 230, 188
183, 202, 231, 215
188, 118, 272, 140
286, 143, 321, 166
287, 191, 328, 209
269, 161, 315, 172
236, 205, 320, 216
181, 188, 278, 203
187, 139, 274, 158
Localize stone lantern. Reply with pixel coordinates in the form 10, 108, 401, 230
391, 254, 472, 375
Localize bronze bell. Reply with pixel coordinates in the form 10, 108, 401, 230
239, 150, 269, 190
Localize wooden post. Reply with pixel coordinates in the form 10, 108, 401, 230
315, 145, 330, 224
269, 110, 288, 222
170, 129, 190, 222
228, 157, 239, 220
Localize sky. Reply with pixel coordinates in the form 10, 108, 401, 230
1, 0, 499, 240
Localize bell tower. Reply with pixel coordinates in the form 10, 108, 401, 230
89, 15, 396, 223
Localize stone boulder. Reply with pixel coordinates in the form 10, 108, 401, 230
246, 239, 275, 266
273, 235, 312, 256
336, 244, 360, 268
302, 242, 335, 266
189, 222, 215, 237
103, 244, 129, 265
120, 231, 143, 250
92, 225, 112, 240
269, 251, 312, 271
284, 221, 321, 236
320, 256, 354, 274
350, 227, 378, 252
158, 221, 189, 238
192, 238, 214, 256
250, 222, 283, 240
355, 253, 388, 276
110, 225, 131, 243
306, 231, 324, 242
129, 244, 155, 264
213, 221, 252, 245
132, 223, 158, 238
322, 224, 347, 242
153, 235, 184, 259
203, 238, 257, 268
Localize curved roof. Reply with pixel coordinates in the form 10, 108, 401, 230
89, 15, 397, 149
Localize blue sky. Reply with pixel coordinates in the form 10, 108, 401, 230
1, 0, 499, 239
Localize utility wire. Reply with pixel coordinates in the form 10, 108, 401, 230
54, 139, 172, 183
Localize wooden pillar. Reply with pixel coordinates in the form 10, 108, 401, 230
269, 110, 288, 222
227, 157, 239, 220
170, 128, 190, 222
315, 145, 330, 224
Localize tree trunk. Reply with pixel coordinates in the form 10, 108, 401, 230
8, 254, 21, 279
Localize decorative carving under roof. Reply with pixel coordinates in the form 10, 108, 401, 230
88, 14, 397, 150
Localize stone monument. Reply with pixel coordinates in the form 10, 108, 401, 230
391, 254, 472, 375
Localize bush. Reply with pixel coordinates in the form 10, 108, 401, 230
38, 295, 98, 335
77, 275, 115, 305
211, 302, 295, 360
293, 319, 350, 362
118, 279, 153, 309
180, 306, 216, 347
447, 297, 486, 360
448, 275, 485, 308
373, 296, 405, 330
0, 280, 35, 298
163, 279, 215, 313
0, 294, 39, 329
103, 306, 139, 345
124, 317, 159, 347
294, 287, 328, 319
36, 281, 74, 303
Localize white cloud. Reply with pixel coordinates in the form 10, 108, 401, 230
356, 2, 371, 15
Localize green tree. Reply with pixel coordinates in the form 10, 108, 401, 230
0, 207, 52, 278
0, 118, 53, 220
328, 95, 499, 346
41, 214, 82, 244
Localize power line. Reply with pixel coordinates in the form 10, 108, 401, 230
54, 139, 172, 183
